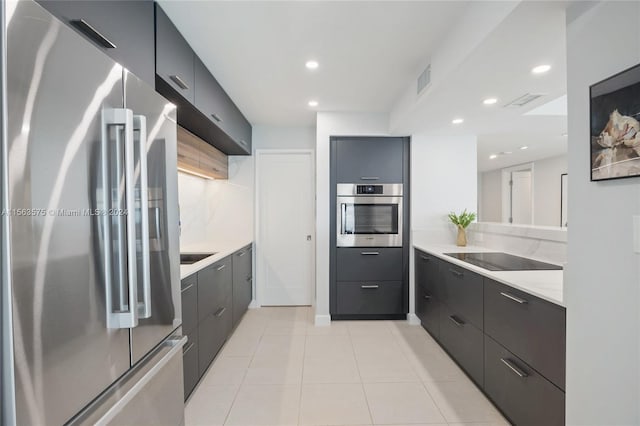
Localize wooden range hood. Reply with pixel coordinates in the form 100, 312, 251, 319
177, 125, 228, 180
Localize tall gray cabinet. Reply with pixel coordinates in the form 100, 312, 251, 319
330, 136, 410, 319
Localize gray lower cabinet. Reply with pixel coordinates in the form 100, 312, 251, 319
440, 261, 483, 330
438, 304, 484, 386
484, 336, 565, 426
414, 250, 441, 338
484, 278, 566, 390
336, 248, 403, 282
335, 136, 405, 183
336, 281, 404, 315
232, 245, 253, 327
181, 245, 253, 400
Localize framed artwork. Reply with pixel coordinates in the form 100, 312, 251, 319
590, 63, 640, 181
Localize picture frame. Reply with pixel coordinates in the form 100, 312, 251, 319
590, 62, 640, 181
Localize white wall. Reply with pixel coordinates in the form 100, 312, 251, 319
479, 154, 567, 226
479, 169, 502, 223
566, 2, 640, 424
411, 132, 477, 242
315, 112, 390, 324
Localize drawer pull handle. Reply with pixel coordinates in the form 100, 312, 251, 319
70, 19, 117, 49
211, 113, 223, 123
214, 307, 226, 317
424, 295, 432, 300
448, 315, 465, 327
240, 139, 248, 147
360, 176, 379, 181
183, 341, 195, 354
361, 285, 379, 289
500, 358, 529, 378
420, 255, 430, 261
360, 251, 380, 255
216, 264, 226, 271
238, 251, 247, 257
449, 269, 464, 278
169, 74, 190, 90
181, 283, 194, 292
500, 292, 528, 304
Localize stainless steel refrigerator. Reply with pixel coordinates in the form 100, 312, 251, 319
1, 1, 184, 424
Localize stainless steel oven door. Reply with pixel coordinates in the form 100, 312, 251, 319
336, 196, 403, 247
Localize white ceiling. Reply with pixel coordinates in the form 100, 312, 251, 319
156, 0, 469, 126
391, 1, 569, 172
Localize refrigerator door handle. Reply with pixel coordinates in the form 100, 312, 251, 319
103, 108, 138, 329
134, 114, 152, 319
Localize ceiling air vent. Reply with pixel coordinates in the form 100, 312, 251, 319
504, 93, 545, 108
417, 64, 431, 95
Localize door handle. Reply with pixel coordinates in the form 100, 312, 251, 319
211, 113, 223, 123
307, 235, 312, 241
500, 292, 528, 304
134, 114, 152, 319
102, 108, 138, 329
500, 358, 529, 378
70, 19, 116, 48
360, 251, 379, 255
169, 74, 189, 90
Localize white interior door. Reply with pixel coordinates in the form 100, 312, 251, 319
256, 151, 314, 306
511, 170, 533, 224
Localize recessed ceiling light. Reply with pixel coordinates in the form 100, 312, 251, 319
520, 146, 528, 150
452, 118, 464, 124
532, 64, 551, 74
483, 98, 498, 105
305, 60, 319, 70
308, 100, 318, 107
489, 154, 498, 160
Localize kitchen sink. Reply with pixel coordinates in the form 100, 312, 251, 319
180, 253, 216, 265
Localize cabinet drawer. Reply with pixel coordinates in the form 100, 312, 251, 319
484, 279, 566, 390
336, 248, 402, 281
336, 281, 404, 315
415, 281, 440, 339
232, 246, 253, 327
197, 257, 232, 322
183, 332, 199, 400
484, 336, 565, 426
439, 304, 484, 386
197, 303, 230, 377
440, 261, 483, 330
181, 278, 198, 336
415, 249, 441, 298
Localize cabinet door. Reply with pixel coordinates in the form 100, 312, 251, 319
415, 281, 440, 339
181, 276, 198, 336
440, 261, 484, 330
484, 336, 565, 426
227, 102, 252, 154
336, 281, 404, 315
183, 333, 199, 400
335, 137, 404, 183
484, 279, 566, 390
337, 248, 403, 282
194, 56, 230, 134
197, 257, 233, 322
415, 250, 441, 299
438, 304, 484, 387
37, 1, 155, 86
232, 246, 253, 327
155, 4, 194, 102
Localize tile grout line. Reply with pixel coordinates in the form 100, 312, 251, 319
297, 330, 308, 426
349, 326, 375, 426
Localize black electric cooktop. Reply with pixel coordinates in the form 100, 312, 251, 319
443, 252, 562, 271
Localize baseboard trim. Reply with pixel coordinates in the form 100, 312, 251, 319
314, 314, 331, 326
248, 299, 259, 309
407, 313, 421, 325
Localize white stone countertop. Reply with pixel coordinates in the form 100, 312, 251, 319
180, 240, 253, 280
413, 240, 564, 307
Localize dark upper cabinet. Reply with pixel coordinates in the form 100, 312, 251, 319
335, 137, 405, 183
155, 3, 195, 102
37, 0, 155, 86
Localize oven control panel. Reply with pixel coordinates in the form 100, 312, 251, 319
356, 185, 383, 195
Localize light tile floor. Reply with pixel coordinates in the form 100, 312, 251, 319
185, 306, 510, 426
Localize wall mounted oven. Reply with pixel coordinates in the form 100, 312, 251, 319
336, 183, 403, 247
